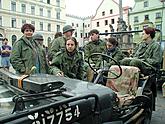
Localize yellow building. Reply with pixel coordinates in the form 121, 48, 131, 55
0, 0, 66, 47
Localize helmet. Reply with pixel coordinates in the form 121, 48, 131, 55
33, 33, 43, 40
63, 25, 75, 33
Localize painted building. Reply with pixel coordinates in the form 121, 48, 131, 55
66, 14, 92, 46
129, 0, 165, 43
91, 0, 130, 39
66, 0, 130, 46
0, 0, 66, 47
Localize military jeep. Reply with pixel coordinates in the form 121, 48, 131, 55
0, 53, 156, 124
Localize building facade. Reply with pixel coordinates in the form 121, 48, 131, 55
66, 14, 92, 46
91, 0, 130, 39
129, 0, 165, 43
66, 0, 130, 46
0, 0, 66, 47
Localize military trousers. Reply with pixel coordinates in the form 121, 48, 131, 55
121, 58, 154, 75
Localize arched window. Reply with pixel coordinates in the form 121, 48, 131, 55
11, 35, 17, 45
47, 37, 51, 48
0, 34, 3, 37
0, 34, 3, 46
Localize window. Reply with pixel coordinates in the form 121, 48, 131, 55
144, 15, 149, 20
75, 32, 77, 37
72, 23, 74, 26
40, 8, 43, 16
97, 22, 99, 27
0, 34, 3, 38
0, 0, 2, 8
48, 37, 51, 48
48, 23, 51, 31
110, 9, 113, 14
144, 1, 148, 7
22, 19, 26, 25
47, 10, 51, 18
76, 24, 79, 27
47, 0, 50, 4
31, 21, 35, 26
57, 25, 60, 32
56, 0, 60, 7
134, 16, 139, 22
31, 6, 35, 15
111, 19, 114, 24
102, 11, 105, 16
11, 18, 16, 28
156, 24, 161, 30
134, 27, 139, 31
40, 22, 43, 31
0, 16, 2, 26
156, 12, 161, 19
105, 30, 108, 36
85, 33, 88, 38
88, 24, 90, 27
56, 12, 60, 19
21, 4, 26, 13
80, 33, 83, 38
105, 20, 108, 25
11, 1, 16, 11
134, 27, 139, 34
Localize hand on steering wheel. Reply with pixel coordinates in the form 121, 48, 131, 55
87, 53, 122, 79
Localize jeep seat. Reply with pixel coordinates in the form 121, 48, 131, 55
106, 65, 140, 97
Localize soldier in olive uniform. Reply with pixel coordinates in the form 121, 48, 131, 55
84, 29, 106, 81
50, 37, 84, 80
121, 27, 161, 75
105, 37, 124, 66
10, 23, 49, 74
84, 29, 106, 62
92, 37, 124, 85
49, 25, 75, 61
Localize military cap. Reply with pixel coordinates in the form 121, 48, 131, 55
63, 25, 75, 33
33, 33, 44, 40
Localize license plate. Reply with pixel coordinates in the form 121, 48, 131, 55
28, 104, 81, 124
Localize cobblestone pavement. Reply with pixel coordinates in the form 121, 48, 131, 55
151, 89, 165, 124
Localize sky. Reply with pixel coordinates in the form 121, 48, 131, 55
66, 0, 135, 17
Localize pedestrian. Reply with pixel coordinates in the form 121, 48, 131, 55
49, 37, 84, 80
48, 25, 75, 61
121, 27, 161, 75
10, 23, 49, 74
1, 38, 12, 70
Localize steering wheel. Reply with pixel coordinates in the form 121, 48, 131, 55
87, 53, 122, 79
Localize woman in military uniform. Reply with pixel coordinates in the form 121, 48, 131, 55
10, 23, 49, 74
121, 27, 161, 75
50, 37, 84, 80
105, 37, 124, 66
